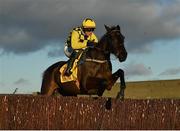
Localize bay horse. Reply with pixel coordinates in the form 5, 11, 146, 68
40, 25, 127, 99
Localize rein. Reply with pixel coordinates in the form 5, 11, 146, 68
94, 29, 121, 56
86, 28, 122, 63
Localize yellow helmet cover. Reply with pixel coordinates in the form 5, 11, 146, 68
82, 18, 96, 28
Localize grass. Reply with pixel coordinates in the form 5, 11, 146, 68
103, 79, 180, 99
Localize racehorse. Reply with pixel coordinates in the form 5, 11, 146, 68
40, 25, 127, 99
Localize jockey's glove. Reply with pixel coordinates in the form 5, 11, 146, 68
87, 41, 94, 48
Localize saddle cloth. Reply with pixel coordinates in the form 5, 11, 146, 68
59, 59, 78, 83
59, 52, 83, 87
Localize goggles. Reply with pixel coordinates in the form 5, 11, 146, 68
83, 28, 95, 32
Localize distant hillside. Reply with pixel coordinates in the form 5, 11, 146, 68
103, 79, 180, 99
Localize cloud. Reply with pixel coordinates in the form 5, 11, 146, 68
0, 0, 180, 55
14, 78, 30, 86
159, 67, 180, 76
47, 46, 64, 57
124, 62, 153, 77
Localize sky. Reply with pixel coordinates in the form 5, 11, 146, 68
0, 0, 180, 94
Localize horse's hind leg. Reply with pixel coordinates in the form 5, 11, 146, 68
41, 72, 59, 96
41, 81, 58, 96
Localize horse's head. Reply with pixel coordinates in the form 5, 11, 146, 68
104, 25, 127, 62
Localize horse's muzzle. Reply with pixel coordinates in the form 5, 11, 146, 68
119, 51, 127, 62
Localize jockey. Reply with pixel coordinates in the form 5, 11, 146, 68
64, 18, 98, 76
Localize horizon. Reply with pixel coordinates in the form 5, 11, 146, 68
0, 0, 180, 94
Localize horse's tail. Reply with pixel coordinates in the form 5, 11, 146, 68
40, 61, 66, 95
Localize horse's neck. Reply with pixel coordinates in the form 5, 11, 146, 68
98, 35, 108, 51
97, 35, 110, 59
87, 48, 105, 60
87, 35, 110, 60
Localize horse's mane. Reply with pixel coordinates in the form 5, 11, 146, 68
86, 31, 112, 71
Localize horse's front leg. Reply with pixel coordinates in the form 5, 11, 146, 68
115, 69, 126, 100
107, 69, 126, 100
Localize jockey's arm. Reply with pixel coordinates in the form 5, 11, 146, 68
90, 33, 98, 45
71, 30, 87, 50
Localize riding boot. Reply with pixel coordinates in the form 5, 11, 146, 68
64, 52, 78, 76
78, 48, 89, 65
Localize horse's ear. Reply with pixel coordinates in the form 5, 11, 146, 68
117, 25, 121, 31
104, 25, 111, 32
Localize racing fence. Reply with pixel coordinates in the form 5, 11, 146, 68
0, 95, 179, 130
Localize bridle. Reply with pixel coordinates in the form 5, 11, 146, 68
95, 29, 123, 56
86, 28, 124, 63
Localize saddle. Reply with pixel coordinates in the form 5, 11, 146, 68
59, 52, 83, 88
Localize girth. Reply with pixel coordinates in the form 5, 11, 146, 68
85, 58, 107, 64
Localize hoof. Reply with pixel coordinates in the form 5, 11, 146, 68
105, 98, 112, 110
93, 96, 99, 100
116, 91, 124, 100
